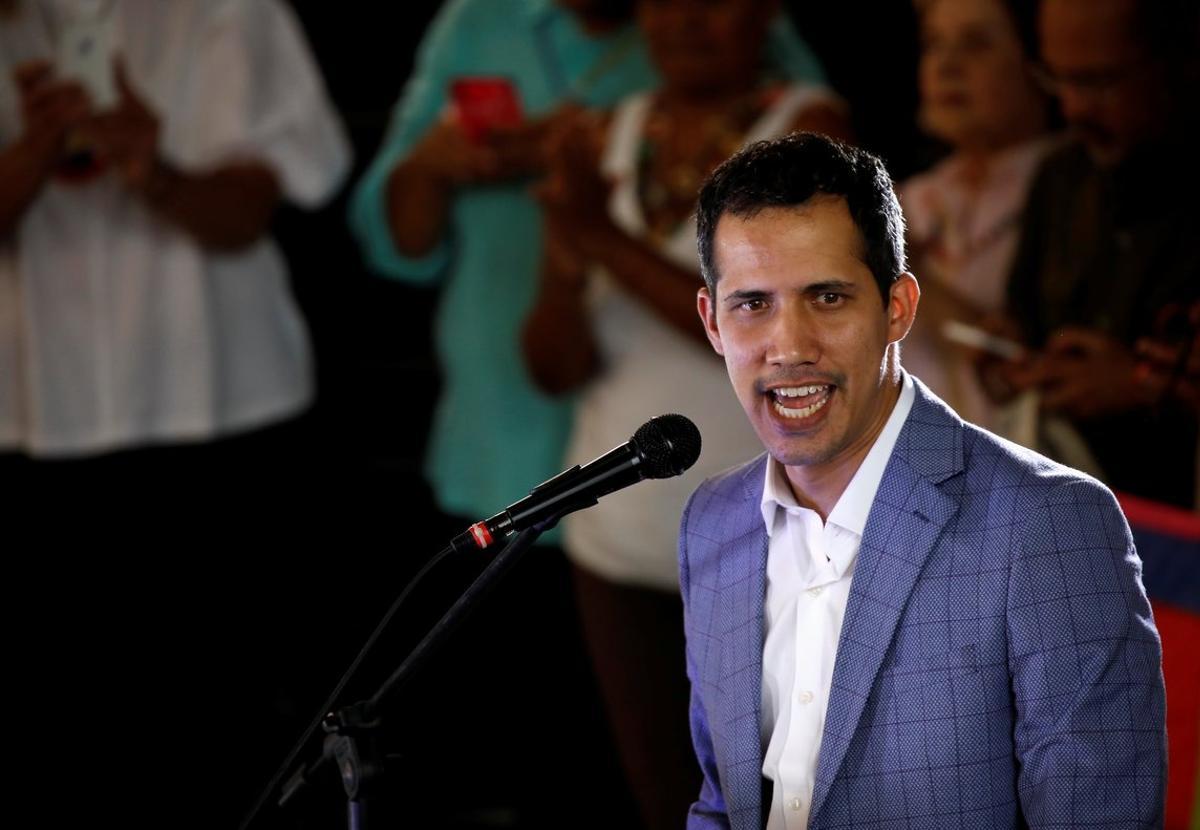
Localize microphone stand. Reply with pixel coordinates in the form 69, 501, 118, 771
243, 414, 700, 830
259, 506, 580, 830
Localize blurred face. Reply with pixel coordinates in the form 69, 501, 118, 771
697, 198, 918, 484
638, 0, 775, 95
918, 0, 1045, 150
1039, 0, 1171, 166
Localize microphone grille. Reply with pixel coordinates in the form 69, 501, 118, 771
634, 414, 702, 479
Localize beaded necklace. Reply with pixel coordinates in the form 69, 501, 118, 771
636, 85, 780, 241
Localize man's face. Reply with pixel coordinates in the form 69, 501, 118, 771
698, 198, 918, 481
1039, 0, 1170, 166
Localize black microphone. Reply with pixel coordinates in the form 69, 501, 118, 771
455, 413, 702, 550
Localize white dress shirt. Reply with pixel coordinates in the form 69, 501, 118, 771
760, 373, 915, 829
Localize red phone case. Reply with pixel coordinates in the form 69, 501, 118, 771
450, 77, 523, 143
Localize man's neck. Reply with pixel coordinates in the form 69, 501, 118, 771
783, 376, 903, 522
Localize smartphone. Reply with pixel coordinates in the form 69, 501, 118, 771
56, 7, 117, 110
941, 320, 1026, 360
450, 77, 523, 143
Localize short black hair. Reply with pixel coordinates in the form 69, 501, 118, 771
695, 132, 906, 305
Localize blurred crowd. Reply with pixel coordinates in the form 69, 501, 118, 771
1, 0, 1196, 828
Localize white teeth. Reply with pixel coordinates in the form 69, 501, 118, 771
775, 385, 827, 398
773, 389, 831, 419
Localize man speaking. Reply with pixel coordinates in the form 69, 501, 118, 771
679, 133, 1165, 829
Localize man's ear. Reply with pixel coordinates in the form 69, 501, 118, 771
697, 286, 725, 356
887, 272, 920, 344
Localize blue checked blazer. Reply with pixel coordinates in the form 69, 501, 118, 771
679, 380, 1166, 829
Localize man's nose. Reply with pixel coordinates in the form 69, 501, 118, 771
765, 305, 820, 366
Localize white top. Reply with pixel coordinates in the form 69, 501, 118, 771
760, 373, 914, 830
0, 0, 351, 455
898, 138, 1053, 430
563, 84, 839, 590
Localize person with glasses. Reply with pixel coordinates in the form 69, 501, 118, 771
986, 0, 1200, 508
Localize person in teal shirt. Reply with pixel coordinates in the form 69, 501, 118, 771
349, 0, 825, 532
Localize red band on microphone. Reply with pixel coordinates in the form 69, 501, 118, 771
468, 521, 494, 549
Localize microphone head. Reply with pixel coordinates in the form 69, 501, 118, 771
634, 414, 702, 479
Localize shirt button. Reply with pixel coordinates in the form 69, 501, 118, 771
798, 690, 814, 704
789, 796, 804, 811
807, 586, 823, 597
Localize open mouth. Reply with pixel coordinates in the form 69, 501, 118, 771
769, 384, 833, 420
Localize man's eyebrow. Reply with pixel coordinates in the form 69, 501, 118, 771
802, 280, 857, 294
722, 288, 771, 306
722, 280, 862, 305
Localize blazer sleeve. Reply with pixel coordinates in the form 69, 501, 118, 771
679, 489, 733, 830
1007, 478, 1167, 827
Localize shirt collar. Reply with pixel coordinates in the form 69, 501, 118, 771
760, 372, 916, 538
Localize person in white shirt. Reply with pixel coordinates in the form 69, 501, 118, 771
0, 0, 350, 458
0, 0, 350, 822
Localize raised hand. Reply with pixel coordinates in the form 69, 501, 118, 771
12, 60, 91, 169
84, 58, 161, 190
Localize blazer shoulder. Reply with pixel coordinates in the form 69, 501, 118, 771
681, 453, 767, 548
688, 453, 768, 510
905, 379, 1117, 510
959, 420, 1120, 510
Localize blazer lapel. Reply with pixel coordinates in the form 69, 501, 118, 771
809, 383, 965, 821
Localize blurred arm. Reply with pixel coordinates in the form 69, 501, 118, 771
137, 158, 282, 252
521, 215, 599, 395
88, 61, 282, 252
0, 61, 90, 237
540, 111, 709, 347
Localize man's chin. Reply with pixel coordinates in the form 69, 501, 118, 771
765, 440, 834, 472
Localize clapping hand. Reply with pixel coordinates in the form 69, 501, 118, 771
12, 60, 91, 169
409, 103, 581, 186
1135, 302, 1200, 414
536, 107, 613, 257
85, 58, 161, 190
1019, 327, 1153, 419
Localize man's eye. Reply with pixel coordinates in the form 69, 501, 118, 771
739, 298, 767, 312
817, 293, 844, 306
